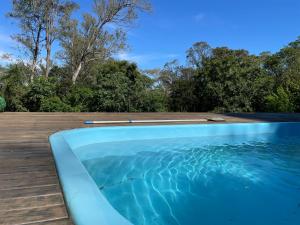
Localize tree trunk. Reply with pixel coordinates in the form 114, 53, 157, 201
30, 51, 38, 82
72, 62, 82, 84
45, 46, 51, 78
30, 64, 35, 83
45, 25, 51, 78
30, 25, 42, 82
45, 10, 53, 79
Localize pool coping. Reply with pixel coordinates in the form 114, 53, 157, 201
49, 122, 300, 225
50, 132, 132, 225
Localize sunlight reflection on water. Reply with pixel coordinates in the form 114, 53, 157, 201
80, 134, 300, 225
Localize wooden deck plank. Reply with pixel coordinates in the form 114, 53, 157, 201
0, 158, 55, 170
0, 205, 68, 225
29, 219, 73, 225
1, 112, 300, 225
0, 185, 61, 200
0, 194, 64, 211
1, 176, 58, 190
0, 165, 55, 175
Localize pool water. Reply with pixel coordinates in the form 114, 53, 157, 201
80, 133, 300, 225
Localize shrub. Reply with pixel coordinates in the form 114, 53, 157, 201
140, 89, 168, 112
0, 96, 6, 112
1, 64, 29, 111
265, 87, 295, 112
66, 86, 93, 112
40, 96, 78, 112
23, 77, 57, 111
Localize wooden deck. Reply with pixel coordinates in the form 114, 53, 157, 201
1, 112, 300, 225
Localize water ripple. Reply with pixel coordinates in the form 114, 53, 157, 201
82, 135, 300, 225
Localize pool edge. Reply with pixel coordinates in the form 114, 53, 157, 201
49, 132, 133, 225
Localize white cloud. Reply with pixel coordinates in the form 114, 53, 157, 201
115, 52, 178, 64
0, 32, 18, 66
116, 52, 143, 62
194, 13, 205, 23
0, 50, 18, 65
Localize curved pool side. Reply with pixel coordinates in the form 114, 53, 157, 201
49, 122, 300, 225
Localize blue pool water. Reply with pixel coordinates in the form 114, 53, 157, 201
79, 133, 300, 225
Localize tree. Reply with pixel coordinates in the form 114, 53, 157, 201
169, 75, 197, 112
194, 47, 265, 112
8, 0, 77, 80
265, 87, 295, 112
89, 60, 148, 112
263, 37, 300, 111
158, 60, 182, 93
23, 77, 57, 111
44, 0, 78, 78
8, 0, 46, 82
186, 41, 212, 68
0, 64, 30, 111
59, 0, 151, 84
40, 96, 77, 112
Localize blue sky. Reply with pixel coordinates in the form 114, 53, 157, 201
1, 0, 300, 69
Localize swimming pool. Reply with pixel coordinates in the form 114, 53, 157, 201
50, 122, 300, 225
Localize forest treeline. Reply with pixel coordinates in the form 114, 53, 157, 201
0, 0, 300, 113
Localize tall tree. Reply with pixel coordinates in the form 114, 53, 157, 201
195, 47, 264, 112
186, 41, 212, 69
59, 0, 151, 84
8, 0, 46, 82
44, 0, 77, 78
158, 60, 181, 93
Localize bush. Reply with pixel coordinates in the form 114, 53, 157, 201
40, 96, 78, 112
0, 96, 6, 112
23, 77, 57, 111
265, 87, 295, 112
66, 86, 93, 112
1, 64, 29, 111
141, 89, 168, 112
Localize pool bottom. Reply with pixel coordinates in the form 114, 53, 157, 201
81, 134, 300, 225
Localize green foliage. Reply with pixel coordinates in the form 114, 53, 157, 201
197, 48, 264, 112
0, 96, 6, 112
0, 60, 168, 113
139, 89, 168, 112
2, 37, 300, 113
169, 77, 197, 112
89, 60, 164, 112
40, 96, 78, 112
265, 87, 295, 112
160, 38, 300, 113
251, 75, 275, 112
1, 64, 29, 111
90, 61, 135, 112
66, 86, 93, 112
59, 0, 151, 83
23, 77, 57, 111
